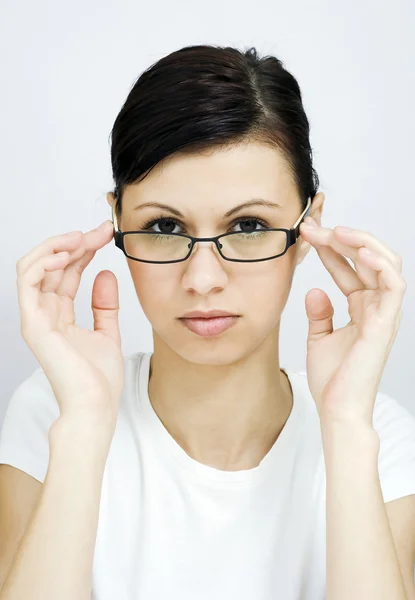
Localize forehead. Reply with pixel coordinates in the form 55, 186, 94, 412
123, 142, 297, 212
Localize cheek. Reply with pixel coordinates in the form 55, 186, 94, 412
249, 273, 291, 328
128, 254, 295, 325
128, 261, 178, 315
242, 260, 293, 315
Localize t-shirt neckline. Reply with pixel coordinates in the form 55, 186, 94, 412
136, 351, 302, 485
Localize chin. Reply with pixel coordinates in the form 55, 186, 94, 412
152, 319, 274, 367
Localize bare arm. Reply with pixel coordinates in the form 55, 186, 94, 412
0, 415, 114, 600
322, 419, 409, 600
0, 466, 42, 589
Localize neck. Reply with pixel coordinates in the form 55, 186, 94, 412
147, 333, 293, 471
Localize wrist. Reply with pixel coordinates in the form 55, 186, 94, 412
49, 414, 116, 456
320, 416, 380, 455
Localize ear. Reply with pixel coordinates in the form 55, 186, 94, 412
295, 191, 325, 266
106, 192, 116, 208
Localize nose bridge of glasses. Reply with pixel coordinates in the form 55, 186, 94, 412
189, 235, 223, 257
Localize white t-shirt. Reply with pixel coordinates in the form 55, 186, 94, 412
1, 350, 415, 600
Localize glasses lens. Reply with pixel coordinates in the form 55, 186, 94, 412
124, 232, 191, 262
123, 230, 288, 262
219, 230, 288, 260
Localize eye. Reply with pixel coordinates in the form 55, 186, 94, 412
140, 215, 272, 235
141, 217, 180, 235
231, 217, 269, 234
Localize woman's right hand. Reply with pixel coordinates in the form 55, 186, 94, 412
16, 220, 124, 432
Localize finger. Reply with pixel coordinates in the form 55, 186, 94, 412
18, 231, 82, 277
333, 226, 402, 273
17, 251, 71, 318
301, 223, 379, 289
17, 220, 113, 278
40, 248, 96, 297
91, 270, 121, 346
313, 245, 364, 296
333, 227, 397, 288
305, 288, 334, 342
17, 221, 114, 332
39, 266, 66, 295
303, 221, 402, 287
302, 218, 402, 273
301, 222, 361, 262
353, 255, 380, 290
358, 248, 407, 321
55, 224, 114, 301
301, 217, 402, 272
55, 248, 97, 299
38, 222, 113, 295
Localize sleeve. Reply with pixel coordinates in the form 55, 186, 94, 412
373, 390, 415, 504
0, 368, 61, 483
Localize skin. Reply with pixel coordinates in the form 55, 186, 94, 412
106, 141, 325, 471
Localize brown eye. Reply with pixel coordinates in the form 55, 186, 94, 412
232, 218, 267, 233
141, 216, 183, 234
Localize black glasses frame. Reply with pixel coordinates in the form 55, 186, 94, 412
111, 197, 312, 264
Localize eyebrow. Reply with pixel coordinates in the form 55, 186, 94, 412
132, 199, 282, 218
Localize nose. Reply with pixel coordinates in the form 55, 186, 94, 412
181, 240, 229, 295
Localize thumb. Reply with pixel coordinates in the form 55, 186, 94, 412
305, 288, 334, 343
91, 270, 121, 346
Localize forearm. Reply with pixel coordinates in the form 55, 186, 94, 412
0, 416, 113, 600
321, 418, 408, 600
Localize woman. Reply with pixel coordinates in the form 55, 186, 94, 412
1, 44, 415, 600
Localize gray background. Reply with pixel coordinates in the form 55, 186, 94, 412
1, 0, 414, 427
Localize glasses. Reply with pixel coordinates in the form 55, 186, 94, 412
111, 197, 312, 264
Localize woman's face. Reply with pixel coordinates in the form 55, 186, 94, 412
108, 142, 322, 365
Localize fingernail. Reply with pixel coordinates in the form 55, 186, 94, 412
66, 231, 80, 236
336, 226, 352, 232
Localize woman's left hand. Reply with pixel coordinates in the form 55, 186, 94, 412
299, 216, 406, 425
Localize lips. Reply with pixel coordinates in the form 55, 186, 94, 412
180, 315, 239, 337
180, 310, 238, 319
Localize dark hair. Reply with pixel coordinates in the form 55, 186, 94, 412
108, 44, 320, 221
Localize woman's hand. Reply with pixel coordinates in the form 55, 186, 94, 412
16, 220, 124, 430
299, 216, 406, 425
